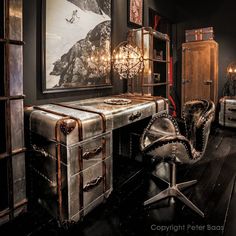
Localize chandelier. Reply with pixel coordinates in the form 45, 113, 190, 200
112, 41, 144, 79
87, 41, 144, 81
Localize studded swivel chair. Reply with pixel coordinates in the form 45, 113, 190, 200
140, 99, 215, 217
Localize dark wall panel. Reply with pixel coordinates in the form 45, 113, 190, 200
23, 0, 236, 107
174, 0, 236, 104
23, 0, 174, 106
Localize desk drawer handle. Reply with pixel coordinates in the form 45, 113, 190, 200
82, 146, 102, 160
32, 145, 53, 158
228, 108, 236, 112
129, 112, 141, 121
83, 176, 103, 192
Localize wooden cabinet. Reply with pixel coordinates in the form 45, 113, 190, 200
128, 27, 170, 98
182, 40, 218, 108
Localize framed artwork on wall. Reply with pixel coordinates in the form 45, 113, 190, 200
41, 0, 112, 93
128, 0, 144, 27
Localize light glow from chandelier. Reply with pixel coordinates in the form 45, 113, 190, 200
87, 40, 111, 76
112, 41, 144, 79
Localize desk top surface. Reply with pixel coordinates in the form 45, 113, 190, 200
28, 94, 168, 143
60, 95, 156, 114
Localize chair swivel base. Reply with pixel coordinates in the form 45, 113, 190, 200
144, 179, 204, 218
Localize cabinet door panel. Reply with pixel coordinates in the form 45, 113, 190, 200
182, 41, 218, 109
183, 45, 210, 102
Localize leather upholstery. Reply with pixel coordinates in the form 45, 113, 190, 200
140, 100, 215, 164
182, 99, 215, 155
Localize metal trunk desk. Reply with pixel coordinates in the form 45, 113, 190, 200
25, 94, 168, 224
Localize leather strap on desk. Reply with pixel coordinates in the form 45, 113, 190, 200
52, 103, 107, 134
33, 106, 84, 220
33, 106, 83, 141
52, 103, 108, 199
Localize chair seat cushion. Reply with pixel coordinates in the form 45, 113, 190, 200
143, 134, 198, 164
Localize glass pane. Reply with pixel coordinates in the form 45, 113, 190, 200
12, 153, 26, 204
0, 44, 5, 96
10, 99, 24, 151
9, 0, 22, 41
0, 158, 9, 211
9, 45, 23, 96
0, 0, 4, 38
0, 101, 6, 154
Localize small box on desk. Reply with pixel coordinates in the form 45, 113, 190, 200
185, 27, 214, 42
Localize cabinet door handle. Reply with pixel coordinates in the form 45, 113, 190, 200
82, 146, 102, 160
183, 80, 191, 84
183, 47, 191, 51
204, 80, 213, 85
129, 111, 141, 121
83, 176, 103, 192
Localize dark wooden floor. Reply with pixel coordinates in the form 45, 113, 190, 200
0, 126, 236, 236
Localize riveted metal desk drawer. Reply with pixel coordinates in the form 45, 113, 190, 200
30, 132, 112, 177
31, 156, 112, 222
25, 104, 112, 224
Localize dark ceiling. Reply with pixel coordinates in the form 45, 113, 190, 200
172, 0, 223, 22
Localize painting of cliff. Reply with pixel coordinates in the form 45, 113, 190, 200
42, 0, 112, 92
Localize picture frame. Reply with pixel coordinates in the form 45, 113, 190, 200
128, 0, 144, 27
41, 0, 112, 93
